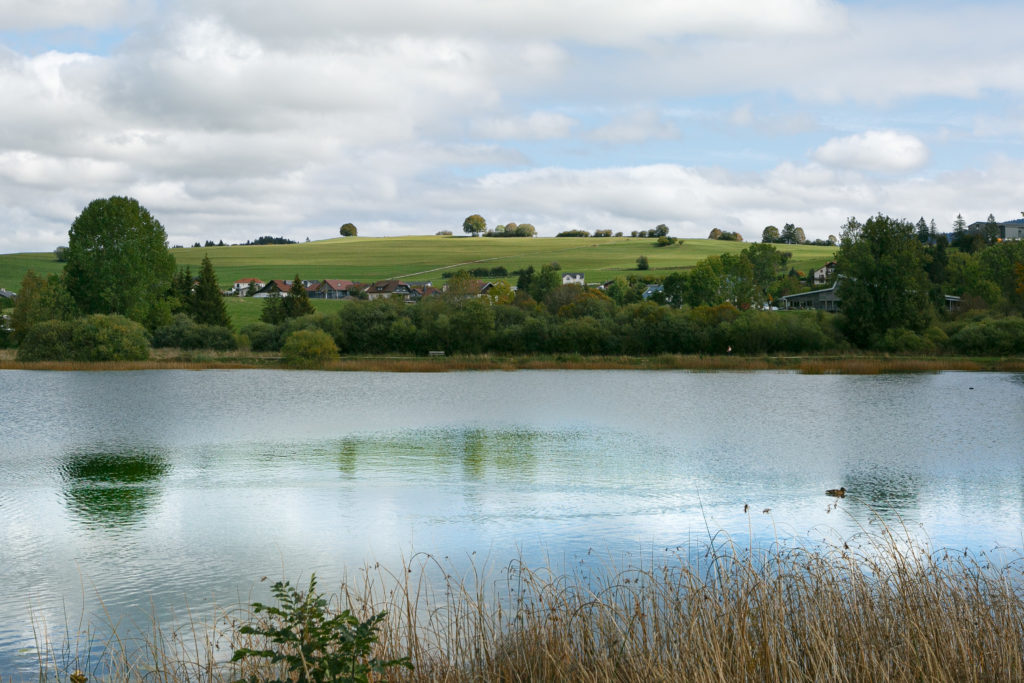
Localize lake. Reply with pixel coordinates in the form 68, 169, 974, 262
1, 369, 1023, 674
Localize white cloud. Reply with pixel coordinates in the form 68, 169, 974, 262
590, 109, 678, 143
473, 111, 576, 140
185, 0, 846, 48
813, 131, 929, 172
0, 0, 151, 30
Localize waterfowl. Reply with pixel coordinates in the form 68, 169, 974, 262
825, 487, 847, 498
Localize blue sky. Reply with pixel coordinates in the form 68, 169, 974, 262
1, 0, 1023, 252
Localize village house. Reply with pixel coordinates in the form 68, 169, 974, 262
253, 280, 292, 298
314, 279, 359, 299
231, 278, 264, 296
562, 272, 585, 286
365, 280, 417, 301
812, 262, 837, 285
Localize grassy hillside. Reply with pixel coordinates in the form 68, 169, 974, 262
0, 235, 836, 292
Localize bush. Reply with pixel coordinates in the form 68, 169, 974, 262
242, 322, 282, 351
152, 314, 237, 350
949, 317, 1024, 355
18, 315, 150, 361
282, 329, 339, 368
231, 574, 411, 681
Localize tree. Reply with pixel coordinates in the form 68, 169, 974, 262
191, 255, 231, 328
339, 223, 358, 237
916, 217, 930, 244
64, 196, 176, 328
780, 223, 798, 244
9, 270, 76, 344
463, 214, 486, 236
761, 226, 780, 243
836, 214, 932, 347
636, 255, 650, 271
282, 275, 315, 319
793, 227, 806, 244
708, 228, 723, 240
982, 214, 1001, 246
652, 224, 669, 238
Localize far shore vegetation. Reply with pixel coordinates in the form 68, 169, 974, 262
1, 198, 1023, 368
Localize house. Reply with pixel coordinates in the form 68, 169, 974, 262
966, 218, 1024, 241
562, 272, 585, 286
253, 280, 292, 298
812, 262, 837, 285
0, 288, 16, 302
231, 278, 264, 296
365, 280, 416, 301
315, 280, 358, 299
780, 282, 841, 312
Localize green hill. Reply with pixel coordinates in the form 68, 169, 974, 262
1, 235, 836, 292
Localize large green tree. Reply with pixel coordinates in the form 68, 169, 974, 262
63, 196, 176, 327
192, 255, 231, 328
462, 214, 486, 236
836, 214, 932, 347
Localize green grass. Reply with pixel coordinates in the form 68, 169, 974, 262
0, 235, 836, 292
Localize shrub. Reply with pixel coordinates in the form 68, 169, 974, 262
242, 322, 282, 351
231, 574, 411, 682
949, 317, 1024, 355
282, 329, 339, 368
152, 314, 237, 350
18, 315, 150, 361
16, 319, 76, 361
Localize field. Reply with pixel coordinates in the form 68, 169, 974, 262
0, 235, 836, 292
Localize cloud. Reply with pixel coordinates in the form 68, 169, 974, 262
473, 111, 576, 140
590, 109, 678, 143
0, 0, 151, 30
812, 131, 929, 172
184, 0, 846, 48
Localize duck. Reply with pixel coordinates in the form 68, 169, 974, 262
825, 487, 847, 498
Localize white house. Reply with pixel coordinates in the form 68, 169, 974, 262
231, 278, 264, 296
812, 262, 836, 285
562, 272, 585, 286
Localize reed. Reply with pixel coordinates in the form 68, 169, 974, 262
1, 349, 1020, 373
21, 528, 1024, 682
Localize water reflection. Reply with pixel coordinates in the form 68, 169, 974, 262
61, 449, 170, 529
842, 469, 922, 517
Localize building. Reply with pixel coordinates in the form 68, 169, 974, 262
966, 218, 1024, 241
812, 262, 837, 285
231, 278, 264, 296
562, 273, 585, 286
779, 282, 841, 312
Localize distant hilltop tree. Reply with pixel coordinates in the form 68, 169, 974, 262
463, 214, 486, 236
339, 223, 358, 237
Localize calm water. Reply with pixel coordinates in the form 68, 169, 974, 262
1, 369, 1023, 673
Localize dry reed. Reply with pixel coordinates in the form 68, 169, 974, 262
22, 527, 1024, 682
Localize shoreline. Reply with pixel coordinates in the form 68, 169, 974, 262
1, 349, 1022, 373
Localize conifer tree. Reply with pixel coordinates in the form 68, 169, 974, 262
282, 274, 315, 319
192, 255, 231, 328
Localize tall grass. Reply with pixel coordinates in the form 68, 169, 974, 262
22, 527, 1024, 682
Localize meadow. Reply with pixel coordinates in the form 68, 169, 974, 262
0, 235, 836, 292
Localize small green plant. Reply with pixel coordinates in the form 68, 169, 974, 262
231, 574, 411, 682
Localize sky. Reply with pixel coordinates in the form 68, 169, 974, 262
1, 0, 1023, 253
